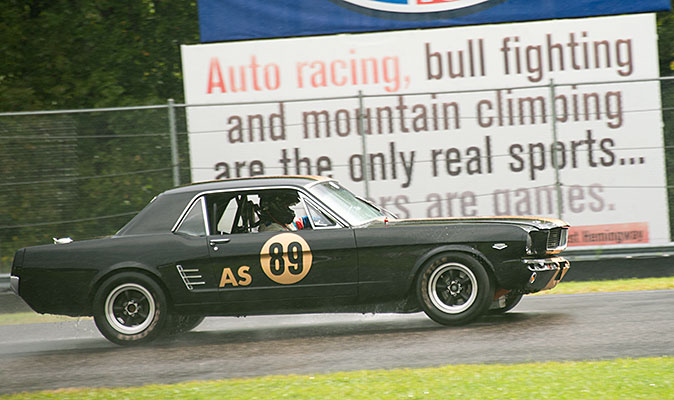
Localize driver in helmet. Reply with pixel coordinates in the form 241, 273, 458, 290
258, 190, 300, 232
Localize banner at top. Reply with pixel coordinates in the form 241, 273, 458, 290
198, 0, 670, 42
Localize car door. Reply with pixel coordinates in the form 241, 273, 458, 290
202, 189, 359, 305
164, 196, 220, 306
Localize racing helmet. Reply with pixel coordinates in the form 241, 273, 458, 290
259, 190, 300, 225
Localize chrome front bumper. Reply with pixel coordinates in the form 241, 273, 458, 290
522, 257, 570, 292
10, 275, 19, 296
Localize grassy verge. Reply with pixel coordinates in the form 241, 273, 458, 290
0, 313, 89, 326
538, 276, 674, 295
3, 357, 673, 400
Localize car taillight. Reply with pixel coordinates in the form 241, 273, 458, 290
11, 248, 25, 275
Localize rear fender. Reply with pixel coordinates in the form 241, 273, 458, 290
87, 262, 170, 306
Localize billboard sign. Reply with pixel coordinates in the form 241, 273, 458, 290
197, 0, 670, 42
182, 14, 670, 246
335, 0, 497, 13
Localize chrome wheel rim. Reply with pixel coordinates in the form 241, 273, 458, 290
428, 262, 478, 314
104, 283, 155, 335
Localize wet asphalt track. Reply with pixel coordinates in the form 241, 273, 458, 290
1, 290, 673, 395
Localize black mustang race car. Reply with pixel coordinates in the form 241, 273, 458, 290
10, 176, 570, 345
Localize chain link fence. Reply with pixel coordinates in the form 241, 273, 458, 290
2, 78, 674, 272
0, 104, 190, 272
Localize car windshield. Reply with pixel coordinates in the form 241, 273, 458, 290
308, 181, 384, 226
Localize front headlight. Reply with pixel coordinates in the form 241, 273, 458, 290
526, 228, 568, 256
528, 230, 550, 255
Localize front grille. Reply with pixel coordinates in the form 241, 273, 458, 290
546, 228, 568, 250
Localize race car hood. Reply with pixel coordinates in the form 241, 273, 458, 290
370, 216, 569, 231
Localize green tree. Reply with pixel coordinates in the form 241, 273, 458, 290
658, 8, 674, 76
3, 3, 674, 274
0, 0, 199, 110
658, 7, 674, 242
0, 1, 198, 271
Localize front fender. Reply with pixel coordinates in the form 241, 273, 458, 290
406, 244, 497, 292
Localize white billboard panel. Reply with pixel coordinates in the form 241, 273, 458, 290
182, 13, 669, 247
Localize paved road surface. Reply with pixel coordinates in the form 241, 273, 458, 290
1, 290, 673, 394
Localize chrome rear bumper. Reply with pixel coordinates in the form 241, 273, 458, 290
10, 275, 19, 296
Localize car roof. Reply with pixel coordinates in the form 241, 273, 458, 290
116, 176, 333, 236
162, 175, 331, 196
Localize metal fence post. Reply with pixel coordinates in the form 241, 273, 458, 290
548, 80, 563, 220
167, 98, 180, 187
358, 91, 370, 199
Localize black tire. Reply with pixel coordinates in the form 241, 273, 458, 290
489, 292, 524, 315
416, 253, 493, 326
93, 272, 169, 345
166, 315, 206, 335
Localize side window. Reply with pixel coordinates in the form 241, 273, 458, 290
180, 189, 340, 235
216, 197, 239, 234
205, 192, 260, 235
305, 200, 337, 228
176, 198, 207, 236
291, 201, 308, 221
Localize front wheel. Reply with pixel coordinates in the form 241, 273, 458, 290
416, 253, 493, 326
167, 315, 206, 335
489, 292, 524, 315
93, 272, 169, 345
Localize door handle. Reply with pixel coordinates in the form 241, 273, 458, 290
209, 238, 230, 251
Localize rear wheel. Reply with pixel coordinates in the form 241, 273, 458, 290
93, 272, 169, 345
416, 253, 493, 326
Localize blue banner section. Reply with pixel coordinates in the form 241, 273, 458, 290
198, 0, 670, 43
